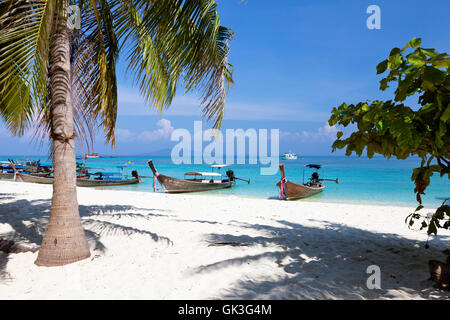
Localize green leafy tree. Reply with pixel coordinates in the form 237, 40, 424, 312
328, 37, 449, 235
0, 0, 233, 266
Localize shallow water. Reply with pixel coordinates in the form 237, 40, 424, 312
3, 155, 449, 208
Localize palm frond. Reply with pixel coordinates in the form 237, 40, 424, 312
0, 0, 55, 135
124, 0, 234, 130
119, 3, 177, 114
1, 0, 234, 150
75, 0, 119, 144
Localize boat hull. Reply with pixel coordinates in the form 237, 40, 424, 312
76, 177, 140, 187
0, 172, 14, 180
18, 173, 140, 187
156, 174, 232, 193
276, 180, 324, 200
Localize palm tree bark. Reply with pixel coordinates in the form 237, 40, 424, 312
35, 11, 90, 266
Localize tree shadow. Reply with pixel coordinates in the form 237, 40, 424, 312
0, 193, 15, 201
0, 253, 11, 283
0, 193, 173, 274
198, 219, 450, 299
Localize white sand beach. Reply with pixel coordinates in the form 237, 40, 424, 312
0, 180, 449, 300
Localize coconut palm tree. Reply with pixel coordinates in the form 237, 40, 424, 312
0, 0, 233, 266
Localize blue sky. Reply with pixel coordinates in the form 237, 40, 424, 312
1, 0, 450, 156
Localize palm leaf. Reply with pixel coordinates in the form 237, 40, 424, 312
124, 0, 234, 130
0, 0, 55, 135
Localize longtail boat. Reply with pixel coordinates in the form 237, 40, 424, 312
277, 164, 338, 200
15, 171, 141, 187
9, 161, 141, 187
148, 159, 235, 193
0, 172, 14, 180
0, 161, 47, 180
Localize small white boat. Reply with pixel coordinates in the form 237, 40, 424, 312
281, 152, 298, 160
85, 153, 100, 159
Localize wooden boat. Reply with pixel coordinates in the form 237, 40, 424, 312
0, 170, 51, 180
0, 172, 14, 180
17, 173, 54, 184
77, 172, 141, 187
15, 171, 141, 187
277, 164, 337, 200
1, 162, 36, 180
148, 159, 233, 193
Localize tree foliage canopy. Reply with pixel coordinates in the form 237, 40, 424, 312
0, 0, 234, 147
328, 37, 449, 235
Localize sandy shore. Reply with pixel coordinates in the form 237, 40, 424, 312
0, 180, 449, 299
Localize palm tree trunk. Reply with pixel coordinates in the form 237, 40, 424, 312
35, 12, 90, 266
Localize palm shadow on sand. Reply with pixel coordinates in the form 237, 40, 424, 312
199, 219, 450, 300
0, 193, 173, 277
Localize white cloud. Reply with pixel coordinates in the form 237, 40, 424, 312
280, 131, 301, 138
115, 129, 136, 141
280, 124, 338, 142
137, 118, 174, 141
116, 118, 174, 142
301, 123, 338, 141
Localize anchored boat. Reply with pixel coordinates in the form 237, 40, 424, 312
280, 152, 298, 160
9, 161, 141, 187
148, 159, 249, 194
277, 163, 338, 200
0, 160, 51, 180
14, 171, 141, 187
85, 153, 100, 159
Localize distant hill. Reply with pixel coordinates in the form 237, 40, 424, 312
135, 148, 173, 157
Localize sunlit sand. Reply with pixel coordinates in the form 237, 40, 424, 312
0, 181, 449, 299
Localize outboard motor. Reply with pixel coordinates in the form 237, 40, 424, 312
311, 172, 319, 183
226, 169, 235, 182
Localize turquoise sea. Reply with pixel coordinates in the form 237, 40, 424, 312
1, 155, 449, 207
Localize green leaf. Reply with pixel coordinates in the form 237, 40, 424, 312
376, 60, 388, 74
406, 50, 426, 66
410, 37, 422, 49
440, 105, 450, 122
389, 48, 401, 57
431, 58, 450, 69
380, 78, 389, 91
420, 48, 439, 58
336, 131, 343, 139
423, 67, 446, 84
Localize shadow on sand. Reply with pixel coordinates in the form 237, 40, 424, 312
0, 193, 173, 278
199, 219, 450, 299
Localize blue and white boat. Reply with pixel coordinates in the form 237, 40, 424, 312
281, 152, 298, 160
